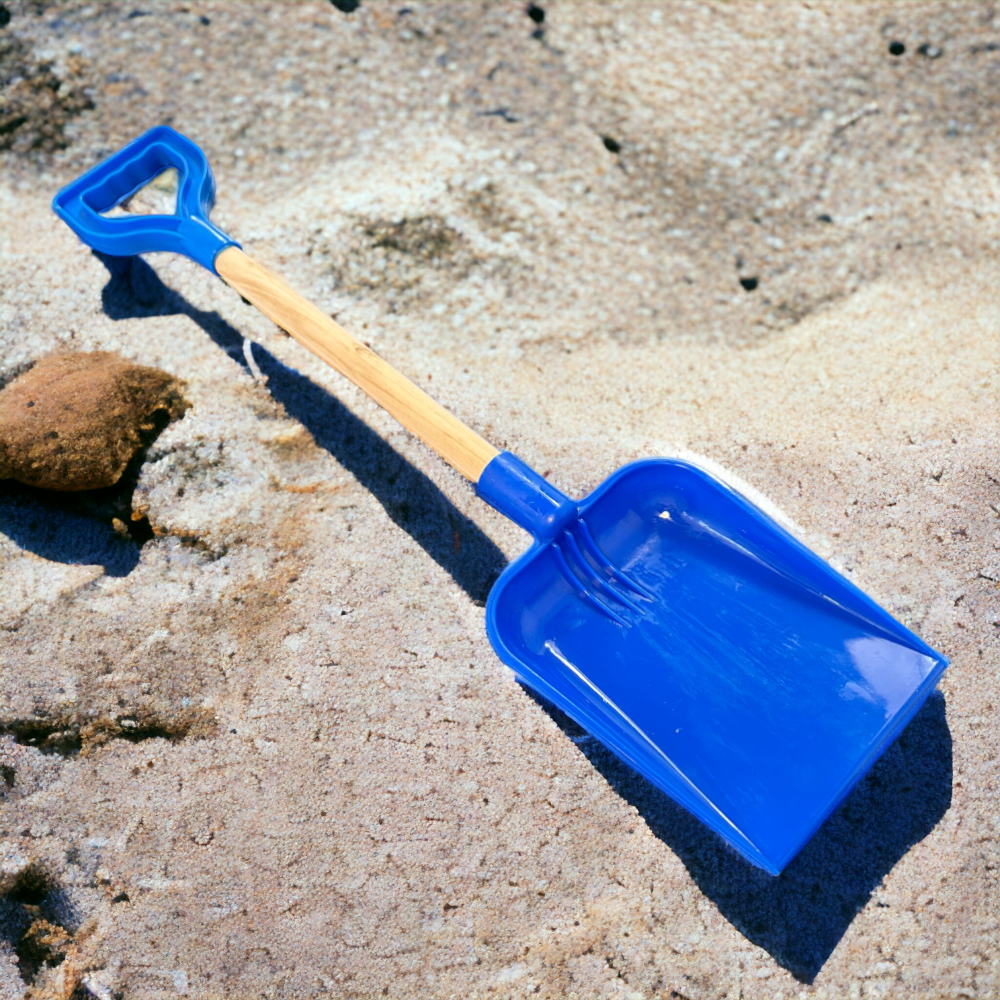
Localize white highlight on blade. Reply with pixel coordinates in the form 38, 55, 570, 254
679, 512, 766, 566
843, 635, 937, 720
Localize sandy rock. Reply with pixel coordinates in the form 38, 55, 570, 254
0, 352, 187, 491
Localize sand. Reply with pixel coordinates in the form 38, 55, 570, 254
0, 1, 997, 997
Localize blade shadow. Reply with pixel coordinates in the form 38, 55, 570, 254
94, 252, 507, 603
525, 685, 951, 982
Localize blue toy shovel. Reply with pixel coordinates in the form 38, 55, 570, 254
54, 127, 947, 875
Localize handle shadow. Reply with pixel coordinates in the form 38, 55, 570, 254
95, 252, 507, 603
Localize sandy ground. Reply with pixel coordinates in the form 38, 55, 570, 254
0, 1, 997, 997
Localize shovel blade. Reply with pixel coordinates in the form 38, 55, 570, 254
486, 460, 947, 874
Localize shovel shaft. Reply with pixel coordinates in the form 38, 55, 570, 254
215, 247, 499, 482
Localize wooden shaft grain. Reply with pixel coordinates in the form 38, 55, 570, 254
215, 247, 498, 482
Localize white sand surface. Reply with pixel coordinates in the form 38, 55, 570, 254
0, 2, 997, 997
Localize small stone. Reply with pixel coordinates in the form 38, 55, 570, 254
0, 352, 187, 491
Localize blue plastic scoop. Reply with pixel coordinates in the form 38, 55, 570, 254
53, 127, 948, 874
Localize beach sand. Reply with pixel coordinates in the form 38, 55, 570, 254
0, 2, 997, 996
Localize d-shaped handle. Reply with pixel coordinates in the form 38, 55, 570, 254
52, 125, 238, 272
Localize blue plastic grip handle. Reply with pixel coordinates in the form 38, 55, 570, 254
52, 125, 239, 273
476, 452, 578, 540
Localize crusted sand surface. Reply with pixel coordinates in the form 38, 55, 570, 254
0, 2, 997, 997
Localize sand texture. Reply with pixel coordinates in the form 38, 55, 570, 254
0, 1, 997, 997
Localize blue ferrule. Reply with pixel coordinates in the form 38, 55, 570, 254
178, 215, 237, 272
476, 452, 578, 540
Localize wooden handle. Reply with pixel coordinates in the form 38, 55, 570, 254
215, 246, 498, 482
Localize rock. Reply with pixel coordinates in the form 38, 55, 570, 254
0, 352, 187, 491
